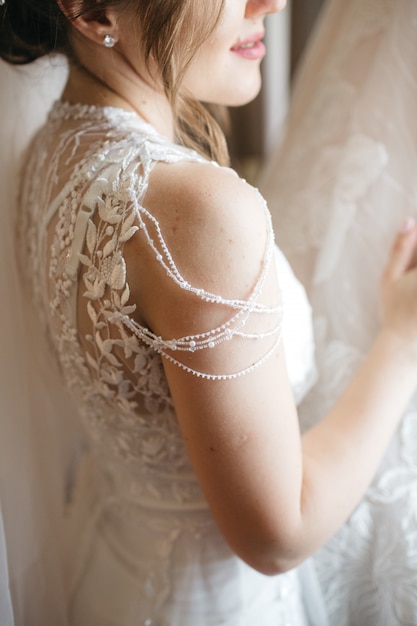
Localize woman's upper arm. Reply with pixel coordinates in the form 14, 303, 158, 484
128, 160, 303, 572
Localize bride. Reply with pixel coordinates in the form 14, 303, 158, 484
1, 0, 417, 624
261, 0, 417, 624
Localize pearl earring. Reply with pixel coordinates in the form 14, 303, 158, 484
103, 34, 116, 48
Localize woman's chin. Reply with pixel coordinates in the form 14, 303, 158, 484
216, 80, 263, 108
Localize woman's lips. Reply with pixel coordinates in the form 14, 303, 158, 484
231, 34, 266, 60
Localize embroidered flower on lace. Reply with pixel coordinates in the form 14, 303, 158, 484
315, 488, 417, 626
20, 101, 283, 506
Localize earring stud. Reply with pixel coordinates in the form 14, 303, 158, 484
103, 34, 116, 48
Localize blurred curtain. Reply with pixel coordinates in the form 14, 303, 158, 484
230, 0, 325, 169
290, 0, 325, 76
230, 7, 290, 167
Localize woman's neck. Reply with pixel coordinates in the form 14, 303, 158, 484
62, 57, 175, 140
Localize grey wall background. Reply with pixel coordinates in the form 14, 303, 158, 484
290, 0, 324, 75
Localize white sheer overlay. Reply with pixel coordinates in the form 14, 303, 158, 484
261, 0, 417, 624
0, 57, 85, 626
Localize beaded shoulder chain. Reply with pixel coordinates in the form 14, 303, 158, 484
117, 182, 283, 380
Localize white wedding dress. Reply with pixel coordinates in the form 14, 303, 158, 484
14, 98, 324, 625
261, 0, 417, 624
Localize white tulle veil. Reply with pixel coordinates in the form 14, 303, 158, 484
260, 0, 417, 619
261, 0, 417, 350
0, 56, 86, 625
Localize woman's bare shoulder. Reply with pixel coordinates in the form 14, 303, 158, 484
122, 157, 276, 340
143, 159, 271, 296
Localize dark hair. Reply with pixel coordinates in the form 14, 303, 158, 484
0, 0, 67, 63
0, 0, 229, 164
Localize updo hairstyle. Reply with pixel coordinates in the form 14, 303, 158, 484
0, 0, 229, 164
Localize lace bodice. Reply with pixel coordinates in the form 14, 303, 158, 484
18, 101, 316, 513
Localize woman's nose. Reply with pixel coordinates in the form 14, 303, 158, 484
245, 0, 287, 19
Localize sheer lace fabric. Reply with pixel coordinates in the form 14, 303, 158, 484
20, 101, 282, 508
261, 0, 417, 624
18, 100, 318, 625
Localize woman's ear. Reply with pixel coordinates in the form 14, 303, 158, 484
57, 0, 120, 46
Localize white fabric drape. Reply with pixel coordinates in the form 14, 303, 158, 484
0, 57, 86, 626
261, 0, 417, 623
262, 8, 291, 157
262, 0, 417, 298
